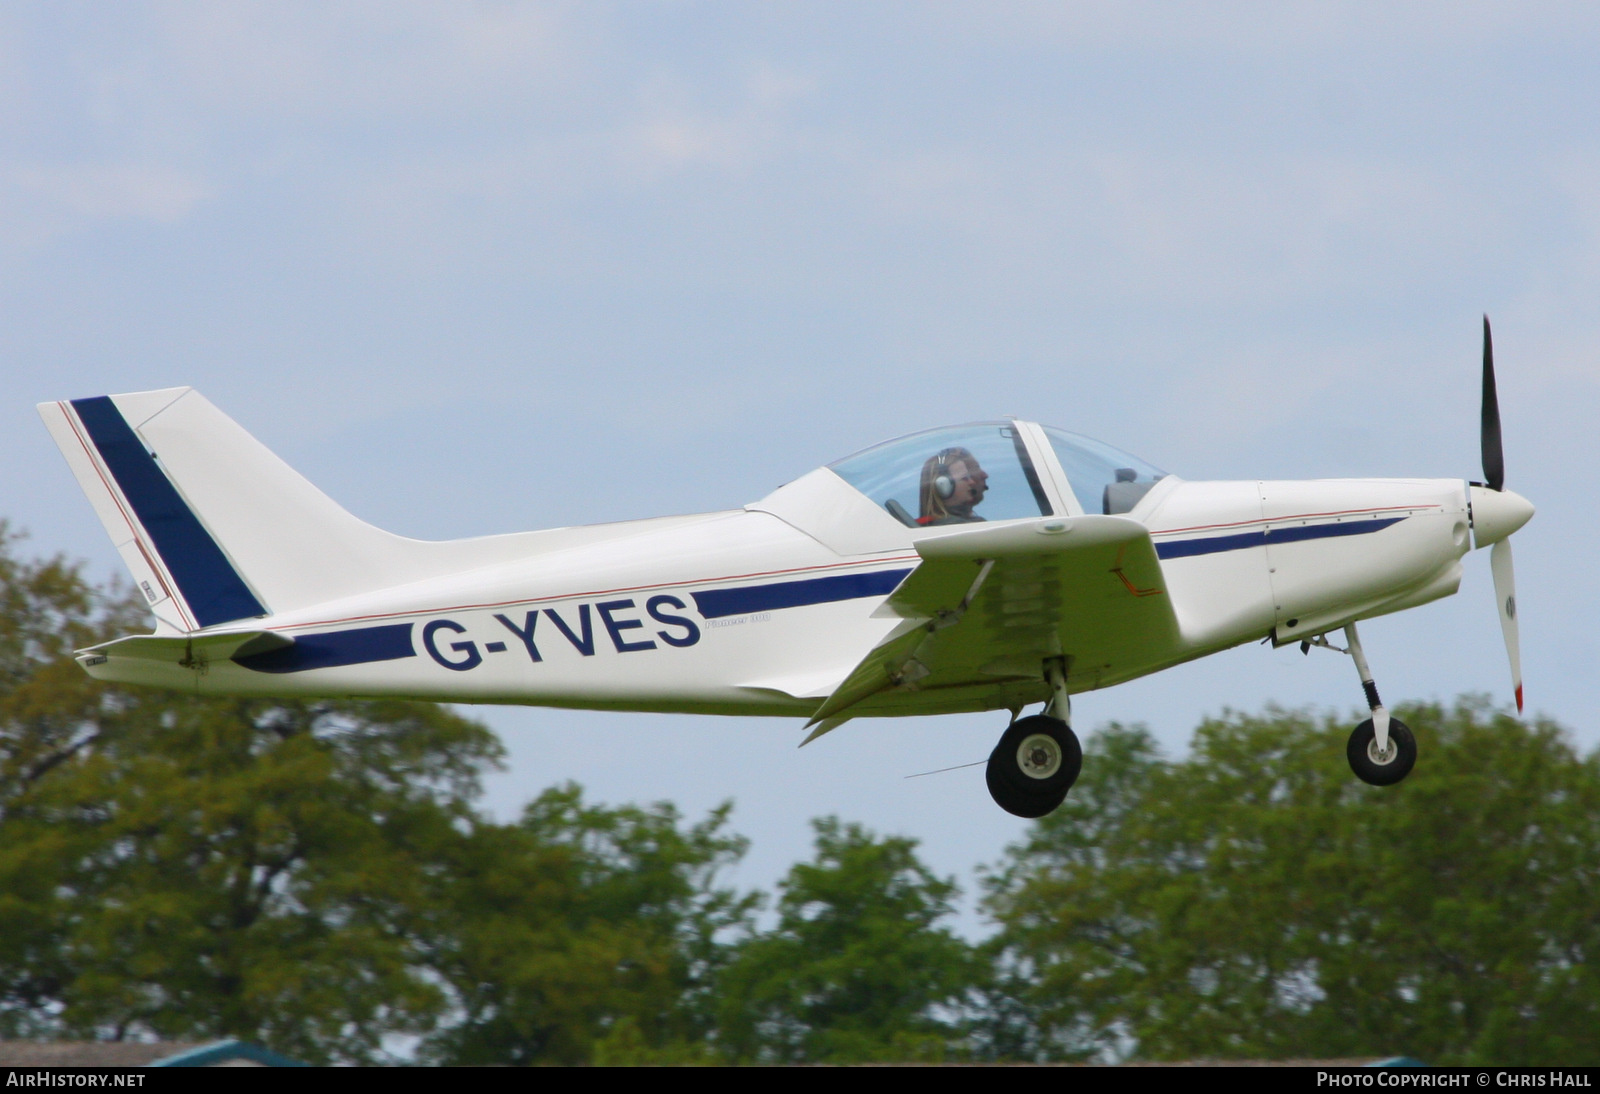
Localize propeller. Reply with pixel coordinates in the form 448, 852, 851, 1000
1471, 316, 1534, 713
1491, 538, 1521, 713
1481, 316, 1504, 491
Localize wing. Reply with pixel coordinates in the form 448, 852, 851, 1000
805, 515, 1179, 734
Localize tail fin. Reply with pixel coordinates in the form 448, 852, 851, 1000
39, 388, 488, 632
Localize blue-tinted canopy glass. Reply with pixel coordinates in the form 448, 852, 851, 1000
1042, 426, 1168, 515
830, 422, 1053, 527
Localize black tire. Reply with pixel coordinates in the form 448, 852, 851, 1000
1347, 717, 1417, 786
985, 765, 1068, 818
986, 715, 1082, 817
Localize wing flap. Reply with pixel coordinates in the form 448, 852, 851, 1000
805, 618, 928, 724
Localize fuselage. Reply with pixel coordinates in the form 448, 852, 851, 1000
87, 469, 1473, 720
46, 391, 1481, 719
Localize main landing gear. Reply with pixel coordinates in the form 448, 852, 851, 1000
987, 658, 1082, 818
1305, 622, 1417, 786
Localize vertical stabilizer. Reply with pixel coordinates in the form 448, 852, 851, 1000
39, 389, 451, 630
40, 389, 264, 631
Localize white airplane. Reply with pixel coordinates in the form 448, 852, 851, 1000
39, 321, 1532, 817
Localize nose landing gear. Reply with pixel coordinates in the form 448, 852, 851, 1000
1305, 622, 1417, 786
1346, 715, 1417, 786
987, 657, 1082, 818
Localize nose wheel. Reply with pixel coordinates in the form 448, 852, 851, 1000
1346, 716, 1417, 786
987, 657, 1082, 818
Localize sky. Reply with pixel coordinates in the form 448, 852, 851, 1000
4, 2, 1598, 929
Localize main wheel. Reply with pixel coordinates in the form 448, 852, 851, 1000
1347, 717, 1417, 786
986, 715, 1082, 818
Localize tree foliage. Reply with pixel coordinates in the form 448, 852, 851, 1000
715, 817, 978, 1062
8, 527, 1600, 1064
983, 704, 1600, 1065
0, 528, 504, 1062
0, 530, 752, 1064
418, 785, 754, 1065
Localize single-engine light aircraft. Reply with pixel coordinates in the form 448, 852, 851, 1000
40, 321, 1532, 817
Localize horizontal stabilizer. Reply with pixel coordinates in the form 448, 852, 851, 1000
78, 630, 292, 668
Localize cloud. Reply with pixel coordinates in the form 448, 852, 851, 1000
9, 161, 207, 221
615, 63, 820, 178
0, 161, 209, 257
859, 142, 1492, 315
925, 0, 1599, 54
145, 0, 579, 121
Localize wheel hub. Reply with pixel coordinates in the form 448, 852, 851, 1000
1016, 733, 1062, 780
1367, 737, 1397, 766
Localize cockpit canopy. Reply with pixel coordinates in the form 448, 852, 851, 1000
829, 421, 1167, 525
1039, 425, 1168, 517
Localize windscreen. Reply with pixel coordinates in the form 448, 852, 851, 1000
1042, 426, 1168, 516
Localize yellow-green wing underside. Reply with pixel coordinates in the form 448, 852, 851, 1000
805, 515, 1179, 737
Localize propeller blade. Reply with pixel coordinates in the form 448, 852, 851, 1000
1481, 315, 1505, 491
1490, 538, 1523, 713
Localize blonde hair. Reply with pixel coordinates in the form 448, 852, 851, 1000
918, 447, 976, 523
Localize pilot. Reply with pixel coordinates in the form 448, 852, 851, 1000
918, 447, 989, 525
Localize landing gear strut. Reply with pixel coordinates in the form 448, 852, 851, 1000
1309, 623, 1417, 786
986, 657, 1082, 817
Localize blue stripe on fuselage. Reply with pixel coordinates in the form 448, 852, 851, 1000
233, 623, 416, 673
71, 396, 267, 627
692, 568, 913, 619
1155, 516, 1405, 560
231, 568, 912, 674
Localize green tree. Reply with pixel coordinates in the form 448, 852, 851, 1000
0, 529, 502, 1062
0, 527, 115, 1040
984, 704, 1600, 1065
0, 530, 767, 1065
715, 817, 980, 1063
974, 722, 1166, 1062
418, 785, 755, 1066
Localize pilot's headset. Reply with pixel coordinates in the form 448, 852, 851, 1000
919, 446, 975, 524
932, 448, 963, 499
